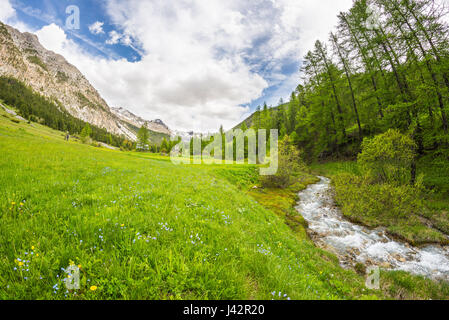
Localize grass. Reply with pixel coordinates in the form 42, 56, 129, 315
1, 105, 448, 300
0, 106, 375, 300
416, 153, 449, 235
247, 175, 319, 239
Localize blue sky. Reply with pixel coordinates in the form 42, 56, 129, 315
11, 0, 141, 60
1, 0, 354, 132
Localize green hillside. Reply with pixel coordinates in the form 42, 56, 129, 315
0, 76, 168, 148
121, 120, 169, 146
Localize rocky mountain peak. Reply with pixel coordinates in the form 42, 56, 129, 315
0, 22, 171, 141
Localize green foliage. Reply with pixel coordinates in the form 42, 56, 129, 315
80, 123, 92, 144
160, 138, 169, 154
56, 71, 69, 83
0, 22, 8, 36
239, 0, 449, 162
261, 135, 305, 188
27, 55, 48, 71
0, 114, 377, 300
137, 124, 149, 151
358, 129, 417, 185
240, 121, 247, 132
381, 271, 449, 300
0, 76, 125, 147
328, 171, 447, 245
1, 101, 447, 300
76, 92, 102, 111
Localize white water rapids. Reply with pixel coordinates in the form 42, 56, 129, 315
296, 176, 449, 281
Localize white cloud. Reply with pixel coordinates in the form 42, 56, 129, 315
121, 34, 132, 46
277, 0, 353, 57
89, 21, 104, 35
0, 0, 15, 22
106, 30, 122, 45
26, 0, 356, 132
0, 0, 35, 33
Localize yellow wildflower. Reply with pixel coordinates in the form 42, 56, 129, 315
11, 202, 16, 205
78, 264, 82, 269
31, 246, 35, 250
90, 286, 97, 291
18, 261, 24, 266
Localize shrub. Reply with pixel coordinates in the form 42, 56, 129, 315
80, 123, 92, 144
331, 172, 447, 244
333, 173, 423, 221
260, 135, 305, 188
27, 55, 48, 71
358, 129, 416, 185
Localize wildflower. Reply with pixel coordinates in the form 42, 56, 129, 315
18, 261, 24, 267
78, 264, 82, 269
11, 202, 16, 205
20, 203, 24, 206
90, 286, 97, 291
121, 224, 125, 227
31, 246, 35, 250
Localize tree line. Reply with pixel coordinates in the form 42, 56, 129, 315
136, 123, 176, 153
244, 0, 449, 167
0, 76, 127, 148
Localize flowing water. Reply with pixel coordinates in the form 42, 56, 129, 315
296, 176, 449, 281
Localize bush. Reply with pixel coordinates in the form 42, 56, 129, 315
260, 135, 305, 188
358, 129, 416, 185
333, 173, 423, 221
331, 172, 447, 244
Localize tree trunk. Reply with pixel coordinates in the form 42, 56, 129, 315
331, 32, 363, 141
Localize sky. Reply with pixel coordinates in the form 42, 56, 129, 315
0, 0, 358, 132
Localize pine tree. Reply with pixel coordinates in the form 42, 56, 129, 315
137, 123, 149, 151
160, 138, 169, 154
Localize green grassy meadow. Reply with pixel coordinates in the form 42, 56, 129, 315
1, 106, 448, 300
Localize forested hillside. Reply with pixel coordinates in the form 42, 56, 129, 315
0, 77, 168, 149
241, 0, 449, 163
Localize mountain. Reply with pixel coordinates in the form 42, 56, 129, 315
171, 130, 204, 143
0, 22, 169, 142
110, 107, 171, 135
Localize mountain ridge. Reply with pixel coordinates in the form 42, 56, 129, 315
0, 21, 170, 141
110, 107, 171, 136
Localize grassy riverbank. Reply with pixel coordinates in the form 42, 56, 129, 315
311, 160, 449, 246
